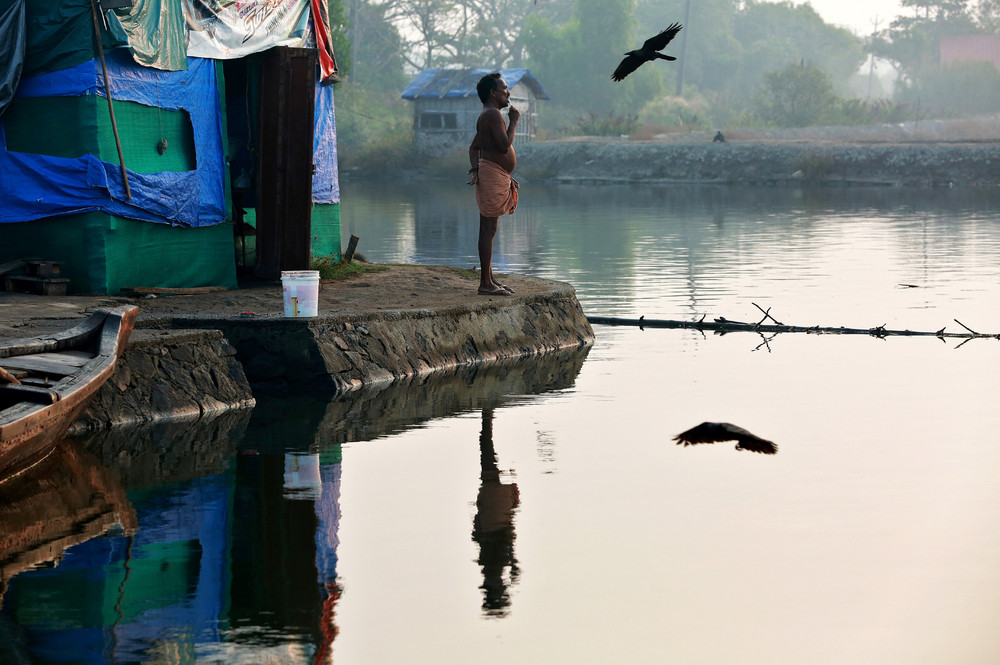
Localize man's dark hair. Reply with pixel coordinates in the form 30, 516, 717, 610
476, 72, 502, 104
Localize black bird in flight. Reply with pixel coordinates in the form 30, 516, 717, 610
673, 422, 778, 455
612, 23, 683, 82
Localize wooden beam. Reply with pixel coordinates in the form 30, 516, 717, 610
120, 286, 230, 295
0, 383, 60, 405
1, 351, 93, 377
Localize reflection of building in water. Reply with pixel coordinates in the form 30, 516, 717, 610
0, 440, 137, 665
311, 451, 343, 665
1, 460, 231, 663
277, 450, 344, 665
472, 408, 520, 617
0, 352, 589, 660
0, 439, 137, 619
0, 413, 345, 664
230, 446, 343, 664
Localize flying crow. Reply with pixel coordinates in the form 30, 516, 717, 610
612, 23, 683, 82
673, 422, 778, 455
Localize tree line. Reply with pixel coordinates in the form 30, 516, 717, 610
327, 0, 1000, 164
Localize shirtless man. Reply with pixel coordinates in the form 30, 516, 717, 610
468, 72, 520, 296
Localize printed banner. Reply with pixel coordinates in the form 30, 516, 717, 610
184, 0, 314, 60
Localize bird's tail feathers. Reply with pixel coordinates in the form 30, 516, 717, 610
657, 54, 677, 61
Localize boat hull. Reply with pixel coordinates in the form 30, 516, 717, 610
0, 306, 138, 479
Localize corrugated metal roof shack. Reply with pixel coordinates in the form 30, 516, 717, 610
402, 68, 549, 157
939, 35, 1000, 70
0, 0, 342, 294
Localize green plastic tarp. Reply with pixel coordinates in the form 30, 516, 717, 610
22, 0, 127, 77
114, 0, 187, 71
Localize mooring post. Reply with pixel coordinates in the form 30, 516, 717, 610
344, 235, 360, 261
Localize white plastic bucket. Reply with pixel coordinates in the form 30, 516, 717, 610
280, 270, 320, 318
283, 452, 322, 500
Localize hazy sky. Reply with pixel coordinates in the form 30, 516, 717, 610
797, 0, 906, 34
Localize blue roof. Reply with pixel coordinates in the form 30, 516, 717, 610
402, 68, 550, 101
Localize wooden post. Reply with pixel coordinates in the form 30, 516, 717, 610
255, 47, 316, 279
344, 234, 360, 261
89, 0, 131, 200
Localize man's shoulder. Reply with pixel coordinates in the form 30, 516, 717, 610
477, 106, 503, 132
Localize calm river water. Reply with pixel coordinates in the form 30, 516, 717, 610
2, 181, 1000, 665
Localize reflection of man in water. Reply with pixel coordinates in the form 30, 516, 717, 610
472, 408, 520, 616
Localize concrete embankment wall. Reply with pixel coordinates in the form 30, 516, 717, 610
74, 287, 594, 431
72, 329, 256, 434
517, 140, 1000, 186
148, 288, 594, 393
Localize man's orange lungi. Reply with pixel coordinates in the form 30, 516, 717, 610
475, 158, 519, 217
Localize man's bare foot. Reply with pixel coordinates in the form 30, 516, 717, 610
478, 285, 513, 296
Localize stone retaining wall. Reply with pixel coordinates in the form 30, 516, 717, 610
148, 288, 595, 394
73, 288, 594, 430
71, 329, 256, 435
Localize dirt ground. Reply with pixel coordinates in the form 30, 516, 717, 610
0, 264, 559, 337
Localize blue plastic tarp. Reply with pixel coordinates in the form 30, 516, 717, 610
0, 49, 224, 226
312, 78, 339, 204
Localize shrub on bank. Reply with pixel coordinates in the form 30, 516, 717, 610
311, 255, 385, 280
574, 111, 639, 136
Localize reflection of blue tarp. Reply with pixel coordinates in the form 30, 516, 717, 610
0, 49, 224, 226
1, 474, 231, 664
312, 78, 339, 204
315, 462, 342, 582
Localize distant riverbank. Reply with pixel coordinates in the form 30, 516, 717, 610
515, 138, 1000, 187
372, 117, 1000, 187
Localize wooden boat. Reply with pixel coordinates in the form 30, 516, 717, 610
0, 305, 138, 479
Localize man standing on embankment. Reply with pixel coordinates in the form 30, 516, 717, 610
468, 72, 520, 296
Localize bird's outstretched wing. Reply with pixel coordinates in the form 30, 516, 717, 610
643, 23, 683, 52
611, 54, 644, 82
673, 422, 778, 455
